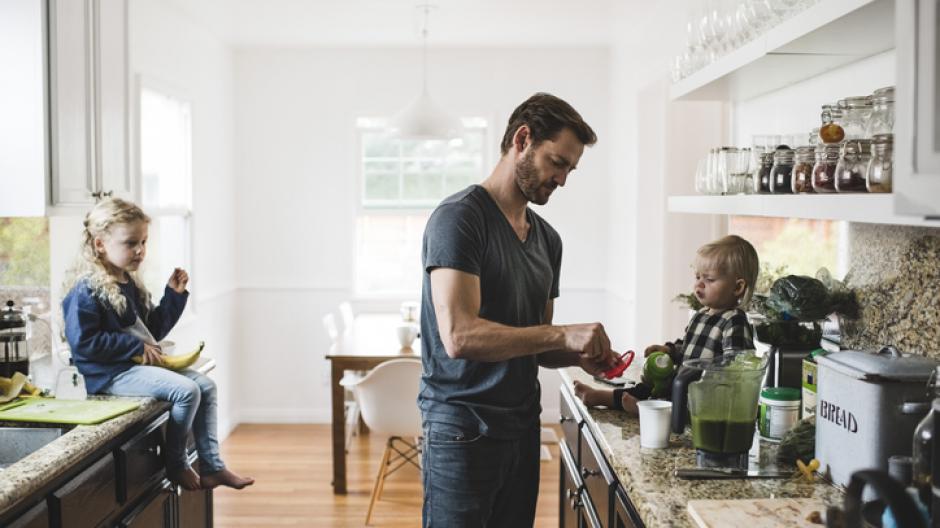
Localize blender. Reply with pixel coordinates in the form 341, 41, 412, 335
671, 352, 768, 469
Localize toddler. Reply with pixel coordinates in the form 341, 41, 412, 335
575, 235, 759, 414
62, 198, 253, 491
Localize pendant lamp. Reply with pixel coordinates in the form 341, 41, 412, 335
388, 5, 462, 140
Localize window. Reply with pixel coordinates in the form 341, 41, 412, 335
355, 118, 488, 295
729, 217, 849, 292
137, 80, 193, 305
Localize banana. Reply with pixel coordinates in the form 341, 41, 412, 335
133, 341, 205, 371
0, 377, 11, 393
22, 380, 41, 396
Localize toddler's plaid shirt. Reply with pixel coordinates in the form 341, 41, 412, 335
666, 308, 754, 365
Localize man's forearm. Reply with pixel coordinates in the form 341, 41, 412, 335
536, 349, 579, 368
444, 318, 567, 362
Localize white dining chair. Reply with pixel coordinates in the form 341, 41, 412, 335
323, 312, 360, 452
341, 358, 423, 525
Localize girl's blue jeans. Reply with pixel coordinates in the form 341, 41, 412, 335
103, 366, 225, 474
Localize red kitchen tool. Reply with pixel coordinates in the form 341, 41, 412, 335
603, 350, 635, 379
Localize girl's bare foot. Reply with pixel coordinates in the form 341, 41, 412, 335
572, 381, 614, 408
200, 468, 255, 490
169, 467, 201, 491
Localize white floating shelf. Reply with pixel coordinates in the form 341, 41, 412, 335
667, 194, 940, 227
670, 0, 895, 101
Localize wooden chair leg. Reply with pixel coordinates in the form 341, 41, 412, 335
365, 439, 392, 525
375, 437, 396, 501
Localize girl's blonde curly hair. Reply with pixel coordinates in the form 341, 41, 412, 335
62, 198, 152, 316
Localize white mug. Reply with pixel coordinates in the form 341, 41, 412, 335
396, 325, 418, 348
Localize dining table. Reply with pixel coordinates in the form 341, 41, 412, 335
325, 313, 420, 494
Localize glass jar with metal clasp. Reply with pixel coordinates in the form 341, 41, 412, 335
865, 86, 895, 137
811, 143, 841, 193
835, 139, 872, 193
839, 96, 873, 140
867, 133, 893, 193
770, 147, 795, 194
791, 146, 816, 194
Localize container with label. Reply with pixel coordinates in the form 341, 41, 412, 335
801, 349, 827, 417
758, 387, 801, 442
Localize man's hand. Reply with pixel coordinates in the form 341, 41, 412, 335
579, 353, 614, 376
644, 344, 670, 357
168, 268, 189, 294
141, 343, 165, 366
563, 323, 617, 371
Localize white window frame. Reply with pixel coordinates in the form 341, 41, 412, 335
133, 74, 195, 320
352, 117, 491, 299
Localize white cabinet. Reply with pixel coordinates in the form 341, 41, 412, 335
895, 0, 940, 218
48, 0, 132, 209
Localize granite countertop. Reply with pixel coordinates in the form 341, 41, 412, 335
559, 367, 844, 528
0, 396, 167, 517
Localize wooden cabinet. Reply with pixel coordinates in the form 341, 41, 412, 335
0, 407, 213, 528
559, 386, 646, 528
48, 0, 133, 209
117, 481, 174, 528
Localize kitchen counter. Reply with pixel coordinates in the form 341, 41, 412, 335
0, 396, 170, 517
559, 367, 844, 527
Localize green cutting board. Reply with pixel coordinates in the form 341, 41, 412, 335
0, 398, 140, 425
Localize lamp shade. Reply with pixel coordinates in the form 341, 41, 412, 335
388, 90, 463, 141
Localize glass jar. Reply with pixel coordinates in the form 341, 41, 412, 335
835, 139, 872, 192
866, 86, 895, 137
839, 96, 873, 140
754, 151, 774, 194
811, 143, 840, 193
819, 103, 845, 144
791, 146, 816, 193
770, 147, 794, 194
867, 133, 893, 193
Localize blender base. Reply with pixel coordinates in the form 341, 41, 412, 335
695, 450, 749, 470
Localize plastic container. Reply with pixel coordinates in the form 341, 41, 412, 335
758, 387, 801, 442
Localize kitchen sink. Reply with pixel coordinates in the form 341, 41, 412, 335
0, 427, 64, 470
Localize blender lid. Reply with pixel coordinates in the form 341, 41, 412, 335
0, 300, 27, 330
817, 347, 937, 382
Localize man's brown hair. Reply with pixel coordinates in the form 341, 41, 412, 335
499, 93, 597, 156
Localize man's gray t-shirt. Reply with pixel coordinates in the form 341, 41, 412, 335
418, 185, 562, 439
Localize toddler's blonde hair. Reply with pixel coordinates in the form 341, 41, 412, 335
694, 235, 759, 306
62, 198, 151, 316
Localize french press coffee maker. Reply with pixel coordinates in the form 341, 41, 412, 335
0, 300, 31, 378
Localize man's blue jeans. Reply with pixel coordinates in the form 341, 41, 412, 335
422, 421, 540, 527
104, 366, 224, 474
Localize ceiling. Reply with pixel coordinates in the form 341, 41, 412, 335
164, 0, 613, 48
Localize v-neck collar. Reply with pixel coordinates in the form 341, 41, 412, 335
475, 185, 533, 247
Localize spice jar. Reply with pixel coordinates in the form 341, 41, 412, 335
839, 96, 873, 140
770, 147, 794, 194
835, 139, 872, 193
791, 146, 816, 193
866, 86, 895, 137
819, 104, 845, 144
754, 151, 774, 194
867, 133, 893, 193
812, 143, 840, 193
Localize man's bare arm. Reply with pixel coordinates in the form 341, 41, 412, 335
431, 268, 613, 363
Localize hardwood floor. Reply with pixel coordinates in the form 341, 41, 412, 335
215, 424, 561, 527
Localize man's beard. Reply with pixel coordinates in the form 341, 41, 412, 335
515, 150, 554, 205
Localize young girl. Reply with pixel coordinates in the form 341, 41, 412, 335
575, 235, 759, 414
62, 198, 253, 491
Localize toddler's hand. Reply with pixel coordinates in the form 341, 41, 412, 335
644, 344, 670, 357
141, 343, 165, 366
168, 268, 189, 294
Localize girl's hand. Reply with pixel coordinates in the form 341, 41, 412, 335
644, 344, 670, 357
168, 268, 189, 293
141, 343, 165, 366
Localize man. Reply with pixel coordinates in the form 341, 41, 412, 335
419, 92, 620, 527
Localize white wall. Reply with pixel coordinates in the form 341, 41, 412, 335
233, 47, 610, 423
